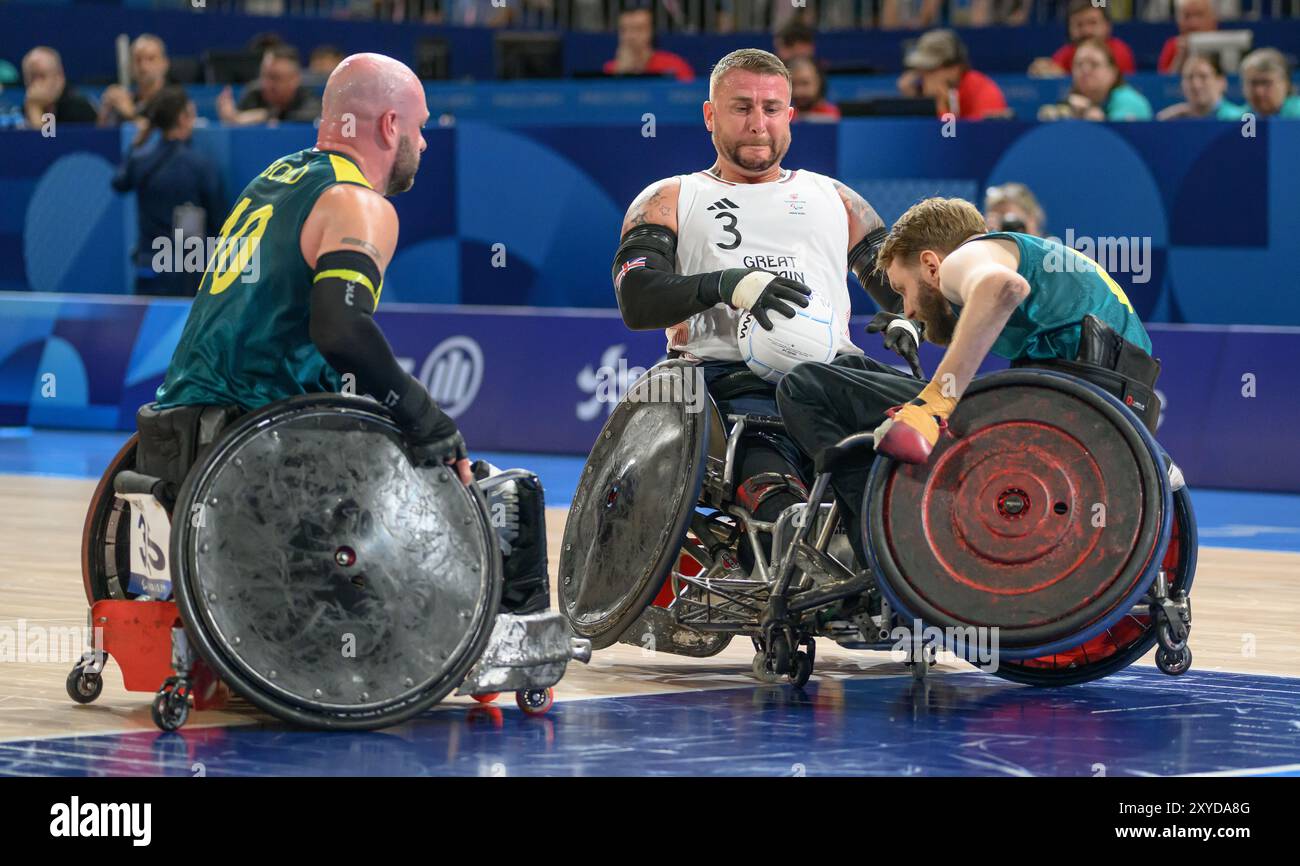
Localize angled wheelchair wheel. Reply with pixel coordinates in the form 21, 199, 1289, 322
81, 433, 140, 604
865, 370, 1173, 661
559, 362, 711, 649
984, 485, 1196, 686
170, 394, 502, 730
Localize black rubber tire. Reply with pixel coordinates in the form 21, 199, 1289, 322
1156, 646, 1192, 676
151, 690, 189, 732
66, 666, 103, 704
790, 651, 812, 688
80, 435, 140, 604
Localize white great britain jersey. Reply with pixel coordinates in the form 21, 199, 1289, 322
670, 168, 860, 362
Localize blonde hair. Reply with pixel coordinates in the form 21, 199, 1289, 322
709, 48, 791, 101
876, 197, 988, 272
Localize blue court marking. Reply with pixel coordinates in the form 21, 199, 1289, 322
4, 428, 1298, 552
3, 668, 1299, 777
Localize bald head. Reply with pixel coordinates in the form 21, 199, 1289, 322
321, 53, 424, 125
317, 53, 430, 197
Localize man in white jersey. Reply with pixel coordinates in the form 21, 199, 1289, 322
610, 48, 912, 569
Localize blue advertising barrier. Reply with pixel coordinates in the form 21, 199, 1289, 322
2, 291, 1298, 492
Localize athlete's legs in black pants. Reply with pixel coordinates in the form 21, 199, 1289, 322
701, 362, 810, 573
775, 354, 928, 565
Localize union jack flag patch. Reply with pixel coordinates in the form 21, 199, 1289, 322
615, 257, 647, 289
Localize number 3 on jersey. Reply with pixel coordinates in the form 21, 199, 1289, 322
715, 211, 742, 250
207, 196, 274, 295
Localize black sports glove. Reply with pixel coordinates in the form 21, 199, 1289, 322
392, 378, 468, 467
410, 429, 468, 468
866, 311, 925, 379
701, 268, 812, 331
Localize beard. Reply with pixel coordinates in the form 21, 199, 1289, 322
719, 132, 789, 173
385, 135, 420, 195
915, 271, 959, 346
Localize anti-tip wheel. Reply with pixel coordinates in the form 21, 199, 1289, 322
66, 665, 103, 704
472, 692, 501, 704
516, 688, 554, 716
790, 651, 813, 688
151, 687, 191, 732
751, 652, 782, 684
1155, 645, 1192, 677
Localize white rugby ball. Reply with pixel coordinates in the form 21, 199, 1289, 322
737, 292, 838, 383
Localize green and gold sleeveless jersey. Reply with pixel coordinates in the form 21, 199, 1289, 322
954, 231, 1152, 362
155, 148, 380, 411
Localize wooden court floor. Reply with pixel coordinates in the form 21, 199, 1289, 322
2, 473, 1298, 742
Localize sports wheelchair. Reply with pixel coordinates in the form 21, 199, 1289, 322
559, 362, 1195, 687
69, 394, 590, 731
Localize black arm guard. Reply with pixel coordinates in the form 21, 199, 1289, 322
308, 249, 456, 443
848, 226, 902, 315
612, 224, 724, 330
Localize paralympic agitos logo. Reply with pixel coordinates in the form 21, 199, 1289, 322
398, 336, 484, 419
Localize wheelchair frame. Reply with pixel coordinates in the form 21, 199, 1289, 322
650, 401, 1195, 688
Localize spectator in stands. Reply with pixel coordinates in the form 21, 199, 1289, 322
1157, 53, 1245, 120
774, 20, 816, 65
603, 4, 694, 82
20, 47, 97, 128
1029, 0, 1137, 78
897, 29, 1009, 120
1240, 48, 1300, 118
1039, 38, 1152, 121
99, 34, 170, 127
112, 86, 223, 297
304, 44, 344, 87
880, 0, 943, 31
216, 44, 321, 125
968, 0, 1032, 27
789, 57, 840, 123
248, 32, 286, 54
983, 182, 1045, 236
1157, 0, 1219, 74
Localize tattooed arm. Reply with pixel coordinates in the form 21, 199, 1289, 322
831, 178, 886, 251
833, 179, 900, 313
621, 177, 681, 235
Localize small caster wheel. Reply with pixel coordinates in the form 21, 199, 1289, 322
790, 651, 812, 688
516, 687, 553, 716
66, 665, 103, 704
472, 692, 501, 704
751, 652, 781, 683
1156, 646, 1192, 677
1157, 619, 1187, 653
151, 682, 191, 732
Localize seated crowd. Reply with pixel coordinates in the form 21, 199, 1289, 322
3, 0, 1295, 135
